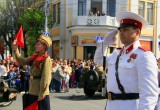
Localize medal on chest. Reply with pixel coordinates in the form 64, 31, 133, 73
127, 53, 137, 63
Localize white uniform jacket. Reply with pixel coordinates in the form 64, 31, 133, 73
94, 41, 159, 110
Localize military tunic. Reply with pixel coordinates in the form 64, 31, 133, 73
14, 49, 52, 98
94, 41, 159, 110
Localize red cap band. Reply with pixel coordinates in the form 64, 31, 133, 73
120, 19, 142, 30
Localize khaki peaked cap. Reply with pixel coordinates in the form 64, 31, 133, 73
37, 34, 52, 47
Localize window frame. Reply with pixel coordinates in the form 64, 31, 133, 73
78, 0, 86, 16
138, 1, 145, 18
147, 2, 153, 25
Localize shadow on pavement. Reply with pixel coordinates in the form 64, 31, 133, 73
55, 93, 106, 101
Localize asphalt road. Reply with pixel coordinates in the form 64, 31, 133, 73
0, 88, 106, 110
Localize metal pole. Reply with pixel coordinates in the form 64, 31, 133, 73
44, 0, 49, 33
44, 16, 48, 32
44, 0, 52, 57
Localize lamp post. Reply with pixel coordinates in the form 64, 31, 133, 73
44, 0, 52, 57
44, 0, 50, 33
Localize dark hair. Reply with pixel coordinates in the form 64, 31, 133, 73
118, 24, 140, 31
132, 26, 141, 35
132, 26, 139, 30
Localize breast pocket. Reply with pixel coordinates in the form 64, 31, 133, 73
119, 63, 135, 69
119, 62, 136, 78
118, 62, 137, 83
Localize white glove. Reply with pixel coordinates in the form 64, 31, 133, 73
104, 30, 118, 45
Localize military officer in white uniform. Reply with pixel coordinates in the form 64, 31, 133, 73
94, 11, 159, 110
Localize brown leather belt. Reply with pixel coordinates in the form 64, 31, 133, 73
106, 92, 139, 100
30, 75, 41, 80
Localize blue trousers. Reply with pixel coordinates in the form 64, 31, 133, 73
54, 79, 61, 92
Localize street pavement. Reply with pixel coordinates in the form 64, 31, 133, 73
0, 88, 106, 110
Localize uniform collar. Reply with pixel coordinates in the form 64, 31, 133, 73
123, 41, 141, 54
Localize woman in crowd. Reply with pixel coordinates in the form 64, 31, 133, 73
19, 65, 29, 93
0, 59, 8, 77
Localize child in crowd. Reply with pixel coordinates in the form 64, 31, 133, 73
61, 66, 66, 91
15, 74, 21, 92
65, 72, 70, 92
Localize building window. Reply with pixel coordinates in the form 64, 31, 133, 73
147, 3, 153, 25
91, 0, 102, 15
78, 0, 86, 16
107, 0, 116, 17
84, 46, 96, 60
52, 4, 56, 24
57, 2, 60, 24
138, 1, 145, 18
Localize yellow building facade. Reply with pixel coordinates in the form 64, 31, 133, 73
50, 0, 158, 60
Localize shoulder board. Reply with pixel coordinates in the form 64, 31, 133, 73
138, 46, 150, 52
116, 47, 122, 50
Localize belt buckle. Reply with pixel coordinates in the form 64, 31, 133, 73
108, 93, 112, 100
30, 76, 33, 80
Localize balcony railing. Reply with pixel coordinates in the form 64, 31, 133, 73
73, 16, 118, 26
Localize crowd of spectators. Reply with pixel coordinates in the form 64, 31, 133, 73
1, 56, 160, 94
49, 58, 96, 93
0, 56, 97, 93
0, 57, 30, 93
88, 10, 106, 16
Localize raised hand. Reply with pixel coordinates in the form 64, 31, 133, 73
104, 30, 118, 45
12, 40, 18, 52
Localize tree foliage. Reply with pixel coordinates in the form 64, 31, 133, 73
0, 0, 46, 57
0, 1, 15, 57
19, 9, 45, 55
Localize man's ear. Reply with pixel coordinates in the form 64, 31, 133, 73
135, 28, 141, 36
134, 28, 141, 36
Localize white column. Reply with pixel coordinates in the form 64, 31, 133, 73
86, 0, 91, 15
130, 0, 138, 13
60, 0, 65, 59
102, 0, 107, 14
72, 0, 78, 25
72, 0, 78, 17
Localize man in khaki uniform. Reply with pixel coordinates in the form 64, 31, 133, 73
12, 34, 52, 110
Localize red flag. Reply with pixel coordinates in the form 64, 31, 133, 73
24, 101, 38, 110
14, 25, 24, 48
